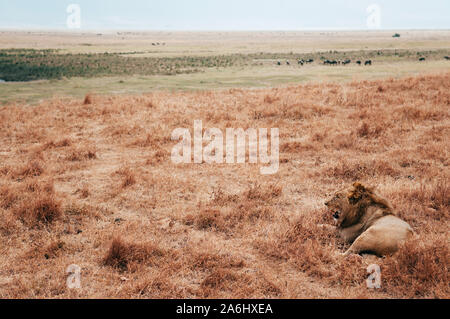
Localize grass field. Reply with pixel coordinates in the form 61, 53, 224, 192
2, 30, 450, 55
1, 59, 449, 104
0, 31, 449, 299
1, 30, 450, 104
0, 72, 448, 298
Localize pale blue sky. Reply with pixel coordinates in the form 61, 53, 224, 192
0, 0, 449, 30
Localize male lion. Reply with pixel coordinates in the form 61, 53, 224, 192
325, 182, 414, 257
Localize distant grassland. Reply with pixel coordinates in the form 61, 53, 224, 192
1, 48, 449, 82
0, 49, 236, 81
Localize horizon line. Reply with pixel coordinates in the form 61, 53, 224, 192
2, 28, 450, 33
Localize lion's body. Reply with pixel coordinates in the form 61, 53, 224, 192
341, 212, 414, 256
325, 183, 414, 257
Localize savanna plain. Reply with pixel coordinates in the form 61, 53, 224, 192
0, 30, 448, 298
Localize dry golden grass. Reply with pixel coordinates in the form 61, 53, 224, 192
2, 30, 450, 55
0, 72, 448, 298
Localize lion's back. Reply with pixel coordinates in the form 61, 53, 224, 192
366, 215, 414, 255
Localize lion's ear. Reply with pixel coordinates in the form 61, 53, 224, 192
347, 190, 361, 204
352, 182, 366, 192
348, 182, 373, 204
348, 182, 366, 204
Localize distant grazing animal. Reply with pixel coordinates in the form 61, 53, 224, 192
324, 59, 338, 65
286, 61, 290, 65
277, 61, 281, 66
298, 60, 304, 65
419, 57, 426, 61
325, 182, 414, 257
445, 56, 450, 60
342, 59, 351, 65
306, 59, 314, 63
356, 60, 361, 65
365, 60, 372, 66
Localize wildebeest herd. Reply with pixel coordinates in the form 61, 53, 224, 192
278, 59, 314, 66
276, 58, 372, 66
322, 59, 371, 66
297, 58, 314, 65
276, 55, 450, 66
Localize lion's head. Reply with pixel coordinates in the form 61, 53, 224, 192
325, 182, 393, 228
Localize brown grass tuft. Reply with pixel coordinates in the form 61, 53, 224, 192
15, 161, 44, 179
185, 209, 225, 231
103, 237, 164, 272
121, 171, 136, 188
263, 94, 278, 104
25, 240, 66, 260
190, 252, 245, 271
13, 193, 61, 226
83, 93, 93, 105
356, 121, 383, 138
200, 269, 238, 290
66, 148, 97, 161
0, 184, 18, 209
244, 183, 282, 201
116, 167, 137, 189
382, 237, 449, 298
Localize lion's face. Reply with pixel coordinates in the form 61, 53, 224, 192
325, 182, 390, 229
324, 189, 350, 223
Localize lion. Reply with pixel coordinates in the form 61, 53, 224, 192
324, 182, 414, 257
